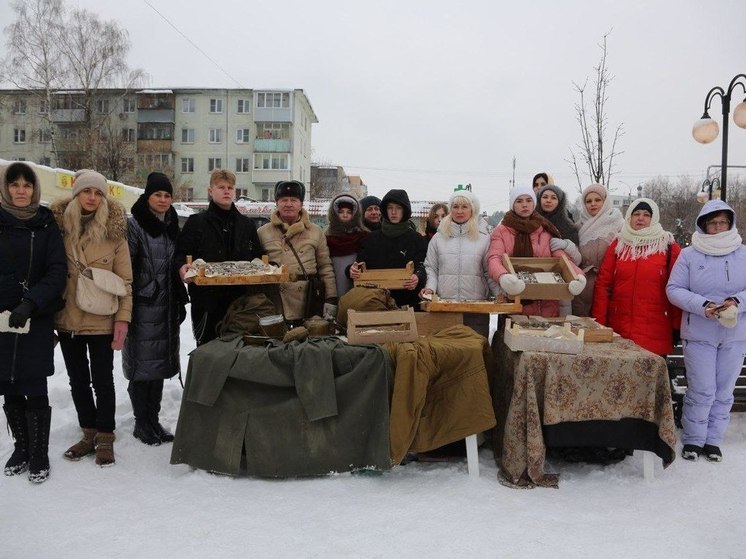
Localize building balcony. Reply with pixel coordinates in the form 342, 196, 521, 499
136, 139, 173, 153
137, 109, 175, 124
51, 109, 85, 123
254, 107, 292, 122
254, 138, 291, 152
252, 168, 292, 183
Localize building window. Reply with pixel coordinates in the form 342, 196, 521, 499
235, 158, 250, 173
138, 124, 173, 140
122, 128, 135, 142
261, 188, 271, 202
256, 92, 290, 109
123, 98, 136, 113
257, 122, 290, 140
236, 128, 250, 143
208, 128, 222, 143
39, 128, 52, 143
183, 187, 194, 201
181, 157, 194, 173
181, 128, 195, 143
236, 188, 249, 199
182, 98, 195, 113
13, 99, 27, 114
39, 99, 49, 114
138, 153, 171, 170
208, 158, 222, 171
237, 99, 250, 113
39, 156, 51, 167
209, 98, 223, 113
96, 99, 110, 114
13, 129, 26, 143
254, 153, 289, 170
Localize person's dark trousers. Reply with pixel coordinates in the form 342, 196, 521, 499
147, 380, 174, 442
58, 333, 116, 433
127, 381, 160, 445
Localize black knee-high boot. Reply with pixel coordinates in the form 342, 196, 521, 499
127, 381, 160, 446
26, 406, 51, 483
3, 401, 29, 476
148, 380, 173, 443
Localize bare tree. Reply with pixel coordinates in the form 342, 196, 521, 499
2, 0, 146, 176
567, 31, 624, 193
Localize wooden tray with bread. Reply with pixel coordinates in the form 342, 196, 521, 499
420, 294, 522, 314
187, 255, 289, 286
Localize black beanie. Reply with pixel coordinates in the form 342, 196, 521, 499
145, 172, 173, 197
359, 195, 381, 212
634, 201, 653, 214
274, 180, 305, 201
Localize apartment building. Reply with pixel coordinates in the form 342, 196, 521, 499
0, 87, 317, 201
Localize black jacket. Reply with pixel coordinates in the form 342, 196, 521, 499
123, 197, 188, 382
0, 206, 67, 385
174, 201, 263, 327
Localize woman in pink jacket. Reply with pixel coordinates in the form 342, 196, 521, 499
488, 186, 586, 317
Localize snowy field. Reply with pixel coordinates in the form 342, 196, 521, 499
2, 313, 745, 558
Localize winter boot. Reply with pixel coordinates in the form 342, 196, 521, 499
64, 427, 97, 461
3, 403, 29, 476
93, 432, 116, 467
148, 381, 174, 443
128, 382, 160, 446
26, 406, 52, 483
681, 444, 703, 461
702, 444, 723, 463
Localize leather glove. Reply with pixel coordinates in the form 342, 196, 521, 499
323, 303, 338, 321
568, 274, 587, 296
549, 238, 569, 252
499, 273, 526, 296
9, 299, 35, 328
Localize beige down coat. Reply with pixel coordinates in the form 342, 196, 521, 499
51, 198, 133, 334
258, 208, 336, 321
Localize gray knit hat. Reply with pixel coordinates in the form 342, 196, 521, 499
72, 170, 108, 198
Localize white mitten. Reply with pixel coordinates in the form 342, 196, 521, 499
499, 273, 526, 296
568, 274, 587, 296
562, 240, 583, 265
717, 305, 738, 328
549, 238, 568, 252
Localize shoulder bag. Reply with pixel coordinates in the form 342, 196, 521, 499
284, 235, 325, 318
72, 245, 126, 316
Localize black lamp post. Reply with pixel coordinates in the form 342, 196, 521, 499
697, 177, 721, 204
692, 74, 746, 201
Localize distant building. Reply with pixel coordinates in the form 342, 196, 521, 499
0, 87, 317, 202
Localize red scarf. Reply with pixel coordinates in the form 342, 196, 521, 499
326, 231, 368, 257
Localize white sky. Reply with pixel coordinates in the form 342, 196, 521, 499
2, 0, 746, 212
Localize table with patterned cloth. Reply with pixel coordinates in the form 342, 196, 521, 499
491, 333, 677, 488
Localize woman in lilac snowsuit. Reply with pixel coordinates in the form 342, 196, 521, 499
666, 199, 746, 463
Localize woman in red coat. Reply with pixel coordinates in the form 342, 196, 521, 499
591, 198, 681, 356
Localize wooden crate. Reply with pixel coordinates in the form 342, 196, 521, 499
347, 307, 418, 344
354, 261, 414, 289
503, 317, 584, 354
511, 315, 613, 343
188, 255, 289, 286
502, 254, 578, 301
421, 294, 522, 314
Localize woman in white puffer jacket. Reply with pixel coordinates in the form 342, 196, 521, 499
420, 190, 497, 302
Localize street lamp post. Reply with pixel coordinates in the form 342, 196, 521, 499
692, 74, 746, 201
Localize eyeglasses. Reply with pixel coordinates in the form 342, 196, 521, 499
706, 219, 730, 227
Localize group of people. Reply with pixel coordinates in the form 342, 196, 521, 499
2, 162, 744, 485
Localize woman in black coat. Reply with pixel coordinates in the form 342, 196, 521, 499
349, 189, 427, 309
0, 162, 67, 483
122, 172, 188, 446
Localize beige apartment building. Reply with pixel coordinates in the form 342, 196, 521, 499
0, 87, 317, 201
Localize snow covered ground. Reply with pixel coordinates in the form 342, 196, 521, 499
2, 314, 745, 558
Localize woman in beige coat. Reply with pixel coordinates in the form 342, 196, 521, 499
50, 170, 132, 467
257, 180, 337, 325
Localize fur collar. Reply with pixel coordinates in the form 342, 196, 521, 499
50, 196, 128, 241
130, 194, 179, 240
269, 207, 311, 239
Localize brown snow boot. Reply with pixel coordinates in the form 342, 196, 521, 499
64, 427, 97, 461
94, 432, 116, 467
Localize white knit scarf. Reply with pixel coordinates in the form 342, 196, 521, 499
578, 197, 624, 245
691, 228, 743, 256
